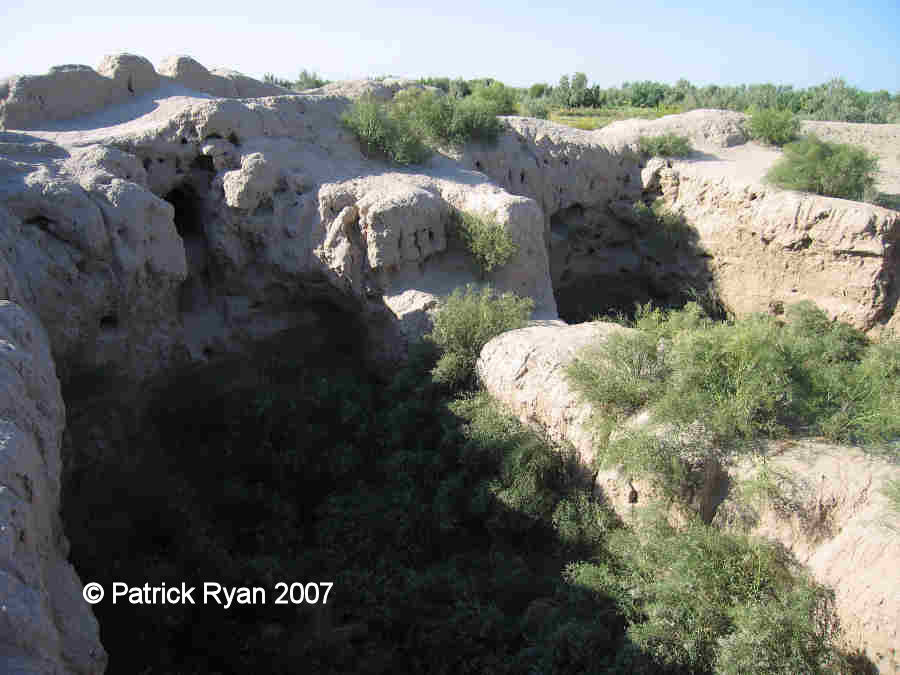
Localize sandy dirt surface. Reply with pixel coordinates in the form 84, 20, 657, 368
677, 121, 900, 200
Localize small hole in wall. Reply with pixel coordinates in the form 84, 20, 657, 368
227, 132, 240, 146
520, 170, 526, 184
127, 75, 134, 94
180, 137, 188, 145
142, 158, 151, 171
157, 158, 165, 164
507, 169, 512, 182
474, 160, 482, 171
100, 315, 119, 332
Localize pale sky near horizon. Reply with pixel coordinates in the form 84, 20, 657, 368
2, 0, 898, 92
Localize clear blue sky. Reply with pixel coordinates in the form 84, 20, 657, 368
3, 0, 898, 92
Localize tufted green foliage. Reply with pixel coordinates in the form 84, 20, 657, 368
391, 88, 503, 146
427, 285, 533, 389
452, 209, 518, 276
568, 300, 899, 511
637, 132, 693, 157
746, 106, 802, 146
766, 134, 879, 200
567, 512, 842, 673
340, 94, 431, 164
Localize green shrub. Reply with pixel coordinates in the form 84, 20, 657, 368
656, 314, 795, 443
570, 300, 900, 474
446, 96, 504, 144
427, 285, 534, 389
551, 492, 615, 552
715, 584, 842, 674
746, 106, 801, 146
637, 132, 693, 157
567, 515, 842, 673
766, 134, 879, 200
468, 80, 518, 115
371, 88, 503, 150
452, 210, 518, 275
341, 95, 431, 164
566, 330, 665, 419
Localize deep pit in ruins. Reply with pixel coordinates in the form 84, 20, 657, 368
57, 156, 391, 672
547, 199, 720, 323
48, 132, 732, 672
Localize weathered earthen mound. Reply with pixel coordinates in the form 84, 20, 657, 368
0, 52, 287, 130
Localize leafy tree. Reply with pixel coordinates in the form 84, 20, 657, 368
528, 82, 549, 99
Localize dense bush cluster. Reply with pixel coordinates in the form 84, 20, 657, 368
342, 83, 511, 163
766, 134, 879, 200
450, 210, 519, 276
426, 285, 533, 389
746, 107, 802, 146
568, 301, 900, 505
391, 89, 505, 146
637, 133, 693, 157
340, 95, 431, 164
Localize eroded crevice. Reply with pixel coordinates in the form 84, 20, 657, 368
549, 198, 720, 323
166, 183, 211, 314
874, 239, 900, 328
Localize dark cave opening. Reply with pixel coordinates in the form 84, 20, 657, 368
549, 201, 719, 323
165, 183, 205, 240
164, 183, 213, 314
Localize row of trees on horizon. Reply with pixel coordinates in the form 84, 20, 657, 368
264, 70, 900, 124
